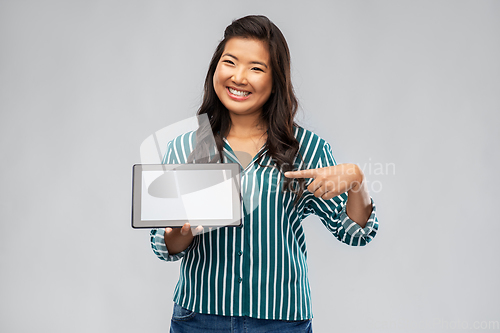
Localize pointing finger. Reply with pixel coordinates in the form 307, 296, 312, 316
284, 169, 317, 179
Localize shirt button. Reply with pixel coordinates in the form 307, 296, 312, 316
238, 277, 243, 283
237, 250, 243, 256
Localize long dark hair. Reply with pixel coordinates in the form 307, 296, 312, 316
189, 15, 305, 199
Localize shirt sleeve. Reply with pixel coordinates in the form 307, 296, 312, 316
303, 142, 379, 246
150, 228, 193, 262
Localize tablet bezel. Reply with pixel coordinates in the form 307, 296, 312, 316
131, 163, 242, 228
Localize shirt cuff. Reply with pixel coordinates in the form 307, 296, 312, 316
150, 229, 191, 262
338, 198, 378, 246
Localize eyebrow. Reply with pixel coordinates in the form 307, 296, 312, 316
222, 53, 269, 69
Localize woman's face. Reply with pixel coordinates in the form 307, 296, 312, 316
213, 37, 273, 118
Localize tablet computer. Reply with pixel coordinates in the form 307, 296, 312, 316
131, 163, 242, 228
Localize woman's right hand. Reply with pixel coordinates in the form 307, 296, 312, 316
164, 223, 203, 255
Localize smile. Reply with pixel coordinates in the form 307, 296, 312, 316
228, 87, 251, 97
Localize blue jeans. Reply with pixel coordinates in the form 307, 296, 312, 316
170, 303, 313, 333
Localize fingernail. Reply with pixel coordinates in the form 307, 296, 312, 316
194, 226, 203, 236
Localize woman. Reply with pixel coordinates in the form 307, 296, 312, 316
150, 15, 378, 333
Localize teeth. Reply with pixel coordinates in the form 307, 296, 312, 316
229, 87, 250, 97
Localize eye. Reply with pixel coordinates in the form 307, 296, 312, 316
223, 59, 235, 65
252, 67, 264, 72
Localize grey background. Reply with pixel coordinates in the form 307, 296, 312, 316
1, 0, 499, 332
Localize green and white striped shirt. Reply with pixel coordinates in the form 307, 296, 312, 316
150, 126, 378, 320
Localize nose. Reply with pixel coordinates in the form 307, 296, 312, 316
231, 68, 248, 85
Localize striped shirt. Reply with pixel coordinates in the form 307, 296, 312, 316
150, 126, 378, 320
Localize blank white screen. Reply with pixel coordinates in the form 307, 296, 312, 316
141, 170, 233, 221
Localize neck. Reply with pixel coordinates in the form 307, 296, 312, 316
228, 112, 267, 138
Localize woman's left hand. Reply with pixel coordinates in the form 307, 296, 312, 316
284, 163, 363, 200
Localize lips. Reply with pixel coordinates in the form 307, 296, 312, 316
227, 87, 251, 100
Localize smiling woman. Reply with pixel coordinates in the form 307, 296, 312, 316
149, 15, 379, 333
213, 37, 274, 166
